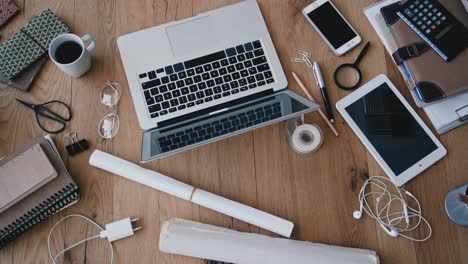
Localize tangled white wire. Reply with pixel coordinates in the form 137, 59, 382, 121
47, 214, 114, 264
356, 176, 432, 242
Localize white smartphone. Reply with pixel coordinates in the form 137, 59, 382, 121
303, 0, 362, 56
336, 75, 447, 186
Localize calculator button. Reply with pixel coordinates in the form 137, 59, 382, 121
417, 20, 423, 25
423, 8, 428, 12
436, 20, 442, 25
423, 0, 429, 4
404, 9, 414, 17
418, 12, 423, 17
412, 16, 418, 22
409, 4, 415, 9
422, 16, 427, 21
432, 8, 437, 13
430, 24, 436, 30
414, 8, 419, 12
427, 12, 432, 17
431, 16, 437, 21
436, 12, 442, 17
428, 4, 433, 8
414, 0, 420, 4
426, 20, 432, 26
421, 25, 427, 30
441, 16, 446, 21
425, 29, 431, 34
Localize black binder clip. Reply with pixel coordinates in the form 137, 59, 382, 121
65, 132, 89, 156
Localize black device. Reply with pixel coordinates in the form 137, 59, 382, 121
396, 0, 468, 61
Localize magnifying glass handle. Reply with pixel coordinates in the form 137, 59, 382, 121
353, 42, 371, 66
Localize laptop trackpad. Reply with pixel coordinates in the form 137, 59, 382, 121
166, 16, 218, 57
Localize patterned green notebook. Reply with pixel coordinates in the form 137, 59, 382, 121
0, 9, 69, 79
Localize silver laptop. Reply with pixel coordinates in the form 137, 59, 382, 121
117, 0, 319, 162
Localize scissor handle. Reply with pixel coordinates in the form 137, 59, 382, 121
34, 100, 72, 134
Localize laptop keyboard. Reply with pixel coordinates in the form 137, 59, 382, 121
138, 40, 275, 119
157, 102, 281, 153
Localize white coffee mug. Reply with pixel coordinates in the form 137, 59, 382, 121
49, 33, 96, 77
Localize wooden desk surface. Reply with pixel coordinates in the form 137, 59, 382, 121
1, 0, 467, 263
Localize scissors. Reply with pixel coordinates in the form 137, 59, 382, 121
16, 99, 72, 134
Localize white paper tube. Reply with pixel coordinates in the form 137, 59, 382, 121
89, 150, 294, 237
89, 150, 193, 200
191, 189, 293, 237
160, 218, 380, 264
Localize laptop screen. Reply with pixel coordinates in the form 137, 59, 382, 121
142, 90, 316, 161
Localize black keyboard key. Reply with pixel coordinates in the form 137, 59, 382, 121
181, 135, 190, 141
210, 70, 219, 78
170, 74, 178, 81
226, 47, 236, 57
223, 122, 232, 129
187, 102, 195, 107
249, 83, 257, 89
244, 42, 253, 51
266, 78, 274, 84
219, 68, 228, 75
151, 113, 159, 118
155, 95, 163, 102
161, 76, 170, 84
221, 118, 229, 123
174, 63, 184, 72
205, 97, 213, 102
146, 97, 155, 105
196, 91, 205, 99
176, 80, 185, 88
212, 61, 221, 69
232, 89, 239, 94
198, 82, 207, 89
162, 101, 170, 109
257, 63, 270, 72
236, 45, 245, 53
179, 96, 188, 104
215, 124, 223, 131
244, 60, 252, 68
169, 107, 177, 113
139, 73, 147, 78
168, 83, 177, 90
195, 66, 204, 74
232, 72, 240, 80
149, 104, 161, 113
194, 126, 202, 131
205, 88, 213, 96
150, 87, 159, 96
196, 99, 204, 105
189, 85, 198, 92
247, 76, 256, 83
222, 91, 231, 97
239, 79, 247, 86
170, 99, 179, 107
144, 90, 151, 99
181, 88, 190, 95
221, 130, 229, 135
258, 80, 266, 86
148, 71, 157, 79
223, 75, 232, 82
207, 127, 215, 134
187, 69, 195, 76
173, 137, 181, 144
207, 80, 215, 87
160, 140, 172, 147
235, 63, 244, 71
255, 73, 265, 81
215, 77, 224, 85
165, 66, 174, 74
264, 71, 272, 78
202, 73, 210, 80
253, 40, 261, 48
230, 81, 239, 89
187, 140, 195, 145
240, 86, 248, 91
164, 92, 172, 100
172, 90, 181, 97
227, 65, 236, 73
248, 67, 257, 75
160, 110, 168, 115
214, 86, 222, 94
178, 71, 187, 79
221, 84, 230, 91
237, 54, 246, 62
159, 85, 168, 93
204, 64, 212, 71
156, 68, 164, 73
185, 50, 227, 69
240, 70, 249, 77
142, 79, 161, 89
194, 75, 202, 83
252, 56, 267, 65
185, 77, 194, 85
229, 57, 237, 64
220, 59, 229, 66
254, 48, 264, 57
188, 94, 196, 101
246, 52, 254, 59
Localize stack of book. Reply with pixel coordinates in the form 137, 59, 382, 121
0, 135, 80, 248
364, 0, 468, 134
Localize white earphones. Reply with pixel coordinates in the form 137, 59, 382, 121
353, 176, 432, 242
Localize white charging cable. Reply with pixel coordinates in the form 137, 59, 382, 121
47, 214, 141, 264
353, 176, 432, 242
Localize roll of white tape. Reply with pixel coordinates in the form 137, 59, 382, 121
289, 124, 323, 154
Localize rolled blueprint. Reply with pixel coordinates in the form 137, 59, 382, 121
160, 218, 380, 264
89, 150, 294, 237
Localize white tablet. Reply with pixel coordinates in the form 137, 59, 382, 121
336, 75, 446, 186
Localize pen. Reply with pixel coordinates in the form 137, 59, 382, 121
292, 72, 339, 137
312, 62, 334, 124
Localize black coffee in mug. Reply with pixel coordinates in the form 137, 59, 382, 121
54, 41, 83, 64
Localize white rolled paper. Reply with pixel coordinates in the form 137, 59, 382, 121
89, 150, 294, 237
160, 218, 380, 264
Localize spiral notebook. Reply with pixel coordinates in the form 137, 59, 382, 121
0, 135, 80, 248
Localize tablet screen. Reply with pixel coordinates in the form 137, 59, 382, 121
345, 83, 437, 175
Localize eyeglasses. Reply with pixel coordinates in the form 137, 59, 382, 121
98, 81, 121, 139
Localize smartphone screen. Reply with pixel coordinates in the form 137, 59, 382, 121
307, 2, 357, 49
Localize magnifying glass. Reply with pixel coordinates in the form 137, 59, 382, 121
333, 42, 371, 90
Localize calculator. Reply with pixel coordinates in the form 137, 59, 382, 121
396, 0, 468, 61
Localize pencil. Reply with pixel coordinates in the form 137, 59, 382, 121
292, 72, 339, 137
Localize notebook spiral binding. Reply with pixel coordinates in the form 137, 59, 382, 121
0, 183, 80, 248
